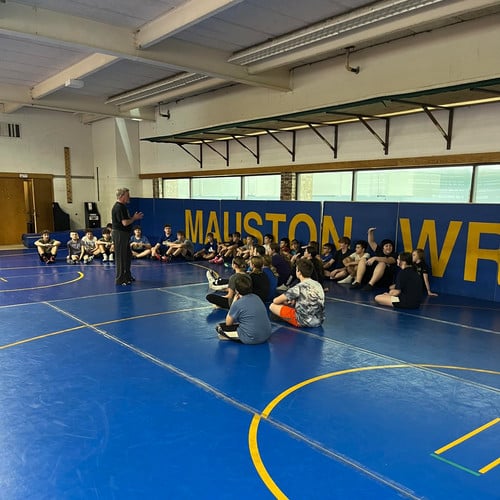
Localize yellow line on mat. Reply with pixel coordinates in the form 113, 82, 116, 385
0, 272, 84, 292
479, 457, 500, 474
0, 306, 212, 350
434, 417, 500, 455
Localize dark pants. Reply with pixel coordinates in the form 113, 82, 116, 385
113, 229, 132, 284
206, 293, 230, 309
216, 322, 241, 342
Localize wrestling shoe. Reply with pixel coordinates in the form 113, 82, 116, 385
337, 275, 353, 284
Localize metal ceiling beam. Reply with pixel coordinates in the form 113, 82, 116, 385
31, 53, 118, 99
136, 0, 244, 49
0, 2, 290, 92
119, 78, 228, 111
0, 84, 155, 120
0, 102, 23, 113
243, 0, 500, 73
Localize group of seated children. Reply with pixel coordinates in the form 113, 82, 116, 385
213, 257, 325, 344
207, 229, 437, 344
322, 228, 437, 308
150, 224, 195, 262
35, 228, 115, 264
66, 228, 114, 263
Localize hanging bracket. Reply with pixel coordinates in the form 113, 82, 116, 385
345, 46, 360, 74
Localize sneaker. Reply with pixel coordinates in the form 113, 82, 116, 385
102, 254, 108, 262
214, 256, 224, 264
88, 255, 94, 262
338, 275, 353, 284
362, 284, 373, 291
210, 281, 229, 291
276, 284, 288, 292
83, 255, 89, 264
66, 256, 71, 264
206, 270, 219, 285
109, 253, 114, 262
350, 281, 361, 289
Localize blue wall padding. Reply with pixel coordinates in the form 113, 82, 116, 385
111, 198, 500, 302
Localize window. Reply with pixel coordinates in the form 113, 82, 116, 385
243, 175, 281, 200
162, 179, 190, 199
191, 176, 241, 199
474, 165, 500, 203
297, 171, 353, 201
161, 164, 499, 203
354, 167, 473, 202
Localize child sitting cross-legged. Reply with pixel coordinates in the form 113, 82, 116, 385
215, 273, 272, 344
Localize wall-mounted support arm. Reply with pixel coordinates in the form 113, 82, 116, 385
201, 140, 229, 166
230, 134, 260, 163
177, 143, 203, 168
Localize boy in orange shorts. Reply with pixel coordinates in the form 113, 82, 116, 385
269, 258, 325, 328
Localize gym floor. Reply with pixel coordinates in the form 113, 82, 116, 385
0, 248, 499, 499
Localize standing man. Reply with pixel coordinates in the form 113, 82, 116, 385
112, 188, 143, 285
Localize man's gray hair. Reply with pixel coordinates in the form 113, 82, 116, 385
116, 187, 130, 199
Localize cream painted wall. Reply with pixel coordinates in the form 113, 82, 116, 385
139, 13, 500, 177
0, 108, 95, 229
92, 118, 141, 226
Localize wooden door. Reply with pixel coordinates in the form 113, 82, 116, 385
32, 178, 54, 233
0, 177, 27, 245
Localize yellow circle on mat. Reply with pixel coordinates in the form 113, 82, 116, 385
248, 363, 500, 499
0, 271, 84, 292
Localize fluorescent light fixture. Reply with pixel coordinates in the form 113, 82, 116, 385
106, 73, 209, 106
65, 79, 84, 89
228, 0, 445, 65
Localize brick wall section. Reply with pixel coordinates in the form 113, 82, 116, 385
280, 172, 296, 200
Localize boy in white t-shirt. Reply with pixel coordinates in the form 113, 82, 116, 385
332, 240, 370, 284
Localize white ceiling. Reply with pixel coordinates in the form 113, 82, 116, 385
0, 0, 499, 122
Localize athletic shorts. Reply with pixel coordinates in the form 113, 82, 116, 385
278, 305, 300, 327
